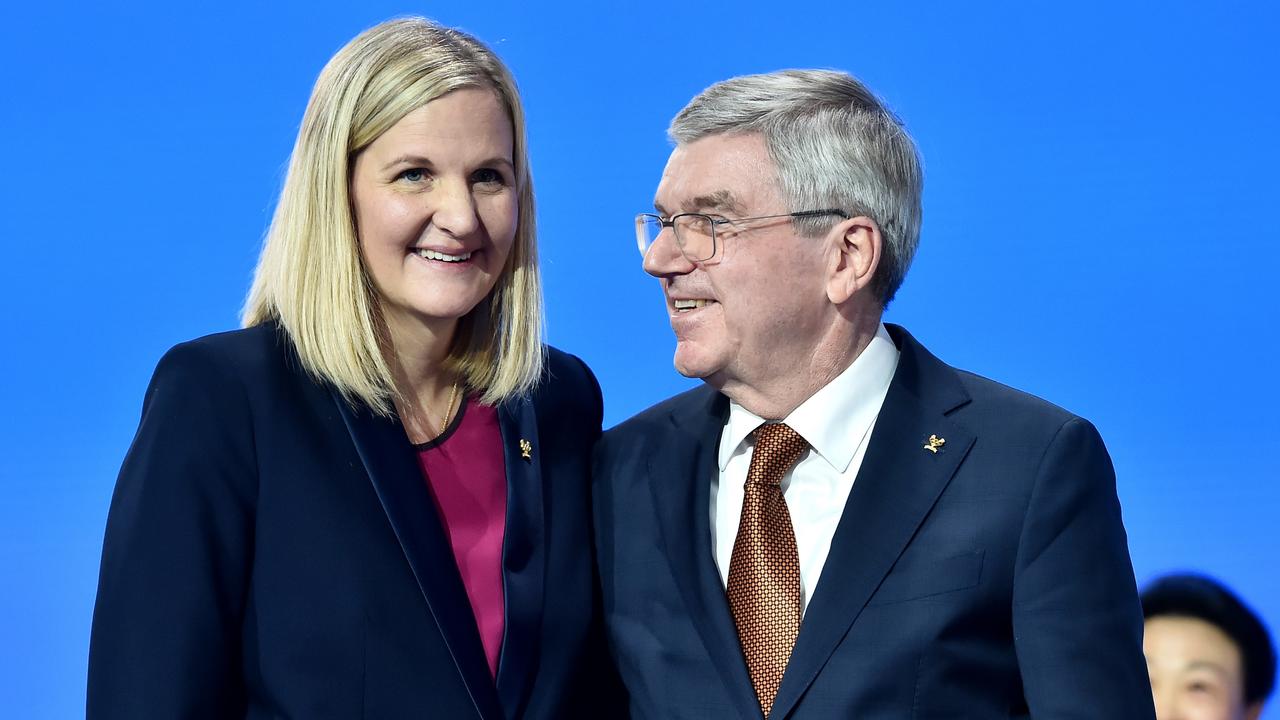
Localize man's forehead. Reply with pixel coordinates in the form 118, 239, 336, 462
654, 134, 773, 215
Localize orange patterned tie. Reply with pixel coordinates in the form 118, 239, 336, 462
726, 422, 809, 717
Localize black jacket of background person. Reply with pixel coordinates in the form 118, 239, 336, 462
88, 322, 619, 719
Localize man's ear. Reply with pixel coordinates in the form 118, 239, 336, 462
826, 216, 882, 305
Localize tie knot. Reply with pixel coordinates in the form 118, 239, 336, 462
748, 423, 809, 487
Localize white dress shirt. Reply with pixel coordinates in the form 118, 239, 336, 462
712, 323, 900, 616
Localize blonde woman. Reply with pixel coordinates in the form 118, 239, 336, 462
88, 18, 618, 719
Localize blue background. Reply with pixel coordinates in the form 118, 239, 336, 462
2, 2, 1277, 717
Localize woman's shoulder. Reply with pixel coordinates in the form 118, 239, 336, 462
543, 345, 591, 380
167, 322, 288, 362
533, 345, 603, 420
541, 346, 600, 394
164, 322, 292, 369
151, 322, 301, 396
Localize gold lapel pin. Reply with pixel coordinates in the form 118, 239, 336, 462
923, 434, 946, 453
519, 438, 533, 461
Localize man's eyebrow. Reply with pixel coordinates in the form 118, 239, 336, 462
653, 190, 743, 217
684, 190, 743, 215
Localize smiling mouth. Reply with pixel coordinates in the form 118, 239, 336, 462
673, 299, 715, 312
414, 248, 473, 263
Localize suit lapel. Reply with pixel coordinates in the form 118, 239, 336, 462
770, 326, 975, 719
648, 389, 763, 720
494, 396, 545, 719
330, 390, 503, 720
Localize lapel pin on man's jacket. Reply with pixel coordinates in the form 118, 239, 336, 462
519, 438, 533, 461
923, 435, 946, 454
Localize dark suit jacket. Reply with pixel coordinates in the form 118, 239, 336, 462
594, 325, 1156, 719
89, 323, 615, 719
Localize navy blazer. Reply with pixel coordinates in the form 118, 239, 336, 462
89, 323, 617, 719
594, 325, 1156, 719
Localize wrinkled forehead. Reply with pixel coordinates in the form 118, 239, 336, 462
653, 133, 780, 216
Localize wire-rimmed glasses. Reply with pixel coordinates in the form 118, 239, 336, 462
634, 209, 849, 263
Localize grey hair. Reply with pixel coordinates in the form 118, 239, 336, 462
669, 69, 923, 306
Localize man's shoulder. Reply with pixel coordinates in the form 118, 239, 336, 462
890, 326, 1090, 448
952, 368, 1078, 426
595, 385, 718, 474
891, 323, 1082, 428
606, 384, 719, 440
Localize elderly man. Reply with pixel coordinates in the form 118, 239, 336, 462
593, 69, 1156, 719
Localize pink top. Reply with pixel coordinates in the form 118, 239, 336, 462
415, 397, 507, 679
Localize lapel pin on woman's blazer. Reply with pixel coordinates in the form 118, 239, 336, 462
923, 434, 946, 453
519, 438, 533, 461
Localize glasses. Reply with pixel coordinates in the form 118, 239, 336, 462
635, 209, 849, 263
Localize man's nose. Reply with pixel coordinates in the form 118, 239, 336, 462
642, 225, 696, 278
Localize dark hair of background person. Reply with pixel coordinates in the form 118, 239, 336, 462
1142, 573, 1277, 707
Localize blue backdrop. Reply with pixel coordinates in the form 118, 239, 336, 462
2, 2, 1277, 717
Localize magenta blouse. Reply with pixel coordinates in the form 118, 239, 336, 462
414, 397, 508, 679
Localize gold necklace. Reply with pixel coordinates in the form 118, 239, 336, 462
427, 381, 461, 441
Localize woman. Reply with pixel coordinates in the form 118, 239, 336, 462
88, 18, 617, 719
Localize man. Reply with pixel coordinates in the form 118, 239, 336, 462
593, 69, 1156, 719
1142, 574, 1276, 720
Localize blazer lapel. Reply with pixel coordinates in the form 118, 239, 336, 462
330, 390, 503, 720
770, 327, 976, 719
494, 396, 545, 720
649, 389, 763, 720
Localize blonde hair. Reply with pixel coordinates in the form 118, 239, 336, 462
242, 17, 543, 413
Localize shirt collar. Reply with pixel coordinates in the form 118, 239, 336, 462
718, 323, 900, 473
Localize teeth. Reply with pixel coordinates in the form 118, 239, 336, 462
416, 248, 472, 262
674, 299, 711, 311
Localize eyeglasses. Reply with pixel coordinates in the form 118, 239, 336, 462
634, 209, 849, 263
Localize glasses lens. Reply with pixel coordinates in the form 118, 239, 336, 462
675, 214, 715, 262
636, 214, 663, 257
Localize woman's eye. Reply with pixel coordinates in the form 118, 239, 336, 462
473, 168, 506, 185
1187, 680, 1218, 695
398, 168, 427, 183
